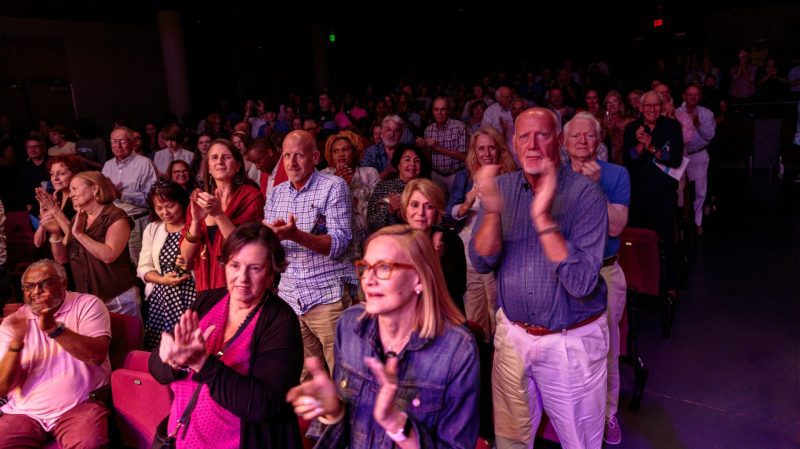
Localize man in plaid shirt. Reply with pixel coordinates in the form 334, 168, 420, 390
417, 97, 468, 195
263, 130, 354, 378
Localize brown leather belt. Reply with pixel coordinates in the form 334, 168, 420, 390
512, 313, 603, 336
602, 254, 618, 267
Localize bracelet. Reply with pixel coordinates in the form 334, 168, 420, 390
537, 224, 560, 235
7, 344, 24, 353
184, 230, 199, 244
49, 234, 63, 243
385, 412, 411, 442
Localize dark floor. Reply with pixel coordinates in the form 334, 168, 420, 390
611, 169, 800, 449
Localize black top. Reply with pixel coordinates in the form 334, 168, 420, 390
438, 228, 467, 314
149, 288, 304, 449
622, 116, 683, 195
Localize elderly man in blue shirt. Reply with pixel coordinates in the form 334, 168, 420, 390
264, 130, 354, 379
565, 111, 631, 445
470, 107, 609, 449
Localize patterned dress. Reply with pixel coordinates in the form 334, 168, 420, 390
144, 231, 197, 350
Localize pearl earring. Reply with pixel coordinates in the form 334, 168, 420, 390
414, 287, 422, 296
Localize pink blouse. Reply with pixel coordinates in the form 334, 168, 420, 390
169, 296, 261, 449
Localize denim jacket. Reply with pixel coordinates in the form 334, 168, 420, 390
312, 305, 480, 449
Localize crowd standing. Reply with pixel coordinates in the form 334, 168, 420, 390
1, 47, 798, 448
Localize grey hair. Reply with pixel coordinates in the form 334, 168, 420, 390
381, 114, 406, 131
495, 86, 510, 101
641, 90, 664, 105
564, 111, 602, 141
24, 259, 68, 283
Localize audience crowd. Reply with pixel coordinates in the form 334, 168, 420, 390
0, 46, 799, 449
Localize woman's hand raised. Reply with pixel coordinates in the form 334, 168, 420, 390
159, 310, 215, 372
286, 357, 342, 422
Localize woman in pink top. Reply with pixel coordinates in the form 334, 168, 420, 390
149, 222, 304, 449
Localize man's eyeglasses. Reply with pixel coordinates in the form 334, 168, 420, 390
21, 277, 59, 293
354, 260, 416, 280
110, 139, 129, 145
641, 104, 661, 110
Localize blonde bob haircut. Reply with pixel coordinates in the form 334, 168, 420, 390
323, 130, 367, 168
72, 171, 117, 204
466, 126, 518, 177
363, 225, 465, 338
399, 178, 445, 225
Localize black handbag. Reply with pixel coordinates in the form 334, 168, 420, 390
151, 382, 202, 449
151, 300, 264, 449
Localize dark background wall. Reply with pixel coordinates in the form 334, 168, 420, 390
0, 16, 167, 128
0, 1, 798, 130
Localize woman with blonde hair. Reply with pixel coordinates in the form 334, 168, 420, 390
603, 90, 634, 164
321, 130, 379, 258
49, 171, 140, 316
288, 225, 479, 448
446, 126, 516, 339
401, 178, 466, 313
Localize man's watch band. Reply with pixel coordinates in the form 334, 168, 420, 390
47, 322, 66, 339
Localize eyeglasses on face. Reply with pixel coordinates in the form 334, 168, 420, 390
354, 260, 416, 280
21, 277, 59, 293
110, 139, 129, 145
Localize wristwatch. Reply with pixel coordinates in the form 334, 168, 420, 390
47, 322, 66, 339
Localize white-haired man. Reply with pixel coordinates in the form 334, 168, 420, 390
565, 112, 631, 445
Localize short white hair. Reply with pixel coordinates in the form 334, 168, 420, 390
564, 111, 601, 142
24, 259, 68, 283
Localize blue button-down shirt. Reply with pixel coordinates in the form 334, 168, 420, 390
361, 143, 389, 174
101, 152, 158, 216
469, 167, 608, 330
264, 171, 355, 315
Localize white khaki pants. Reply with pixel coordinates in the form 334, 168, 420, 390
493, 309, 608, 449
685, 150, 709, 226
600, 260, 627, 418
105, 286, 141, 319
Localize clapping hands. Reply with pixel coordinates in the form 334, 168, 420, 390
159, 310, 215, 372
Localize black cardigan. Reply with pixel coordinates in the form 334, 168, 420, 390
149, 288, 304, 449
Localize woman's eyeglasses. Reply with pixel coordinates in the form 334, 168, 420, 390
354, 260, 415, 280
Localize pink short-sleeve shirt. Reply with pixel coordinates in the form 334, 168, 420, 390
0, 291, 111, 431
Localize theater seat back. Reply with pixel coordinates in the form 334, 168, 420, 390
111, 350, 172, 449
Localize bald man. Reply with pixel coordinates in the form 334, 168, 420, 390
263, 130, 354, 378
471, 108, 609, 449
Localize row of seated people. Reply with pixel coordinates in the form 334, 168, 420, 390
2, 98, 695, 447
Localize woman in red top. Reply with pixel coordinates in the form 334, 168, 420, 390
181, 139, 264, 291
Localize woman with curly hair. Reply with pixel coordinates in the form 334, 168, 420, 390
320, 131, 379, 258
